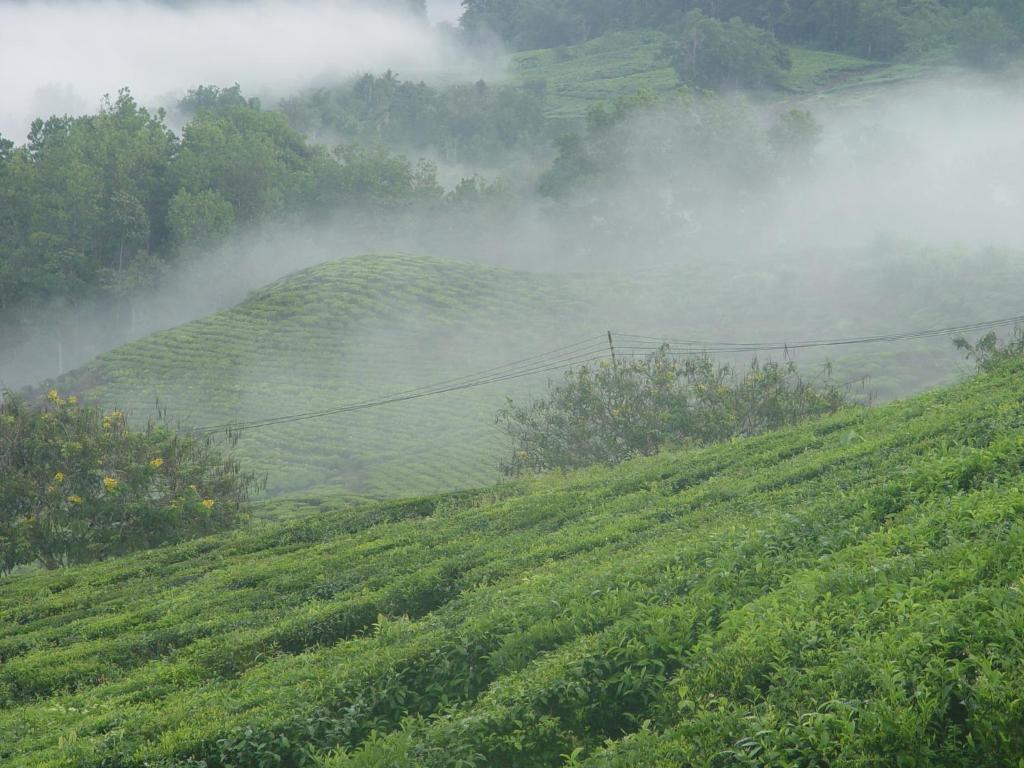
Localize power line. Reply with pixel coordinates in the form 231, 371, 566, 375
195, 339, 610, 434
194, 314, 1022, 435
612, 314, 1024, 355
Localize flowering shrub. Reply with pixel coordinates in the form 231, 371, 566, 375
0, 391, 263, 574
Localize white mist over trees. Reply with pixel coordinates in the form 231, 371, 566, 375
0, 0, 495, 141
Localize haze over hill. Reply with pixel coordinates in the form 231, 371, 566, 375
46, 249, 1024, 497
4, 72, 1024, 391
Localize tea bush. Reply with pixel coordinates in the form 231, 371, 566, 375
2, 359, 1024, 765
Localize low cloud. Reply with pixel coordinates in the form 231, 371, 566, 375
0, 0, 489, 140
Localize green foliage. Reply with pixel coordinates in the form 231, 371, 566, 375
511, 30, 683, 123
768, 108, 823, 166
0, 86, 446, 347
468, 0, 1023, 66
166, 188, 236, 249
0, 391, 261, 575
956, 6, 1021, 68
497, 346, 848, 475
280, 73, 548, 165
538, 88, 772, 200
954, 327, 1024, 372
3, 360, 1024, 764
669, 11, 792, 90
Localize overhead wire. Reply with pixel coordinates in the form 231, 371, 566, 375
194, 314, 1023, 435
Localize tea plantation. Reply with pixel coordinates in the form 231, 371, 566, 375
45, 250, 1024, 500
510, 29, 915, 123
3, 357, 1024, 765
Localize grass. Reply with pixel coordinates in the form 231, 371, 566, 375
46, 249, 1024, 501
3, 358, 1024, 765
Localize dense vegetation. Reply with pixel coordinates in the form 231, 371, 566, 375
40, 249, 1024, 499
498, 347, 847, 475
3, 356, 1024, 764
462, 0, 1023, 66
0, 88, 447, 348
0, 391, 260, 575
279, 73, 548, 165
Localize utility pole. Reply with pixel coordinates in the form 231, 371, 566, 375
607, 330, 617, 368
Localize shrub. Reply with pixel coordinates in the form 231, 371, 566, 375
0, 390, 263, 574
497, 345, 848, 475
954, 326, 1024, 372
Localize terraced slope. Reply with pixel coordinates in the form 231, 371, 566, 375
48, 250, 1024, 499
510, 30, 910, 122
54, 254, 608, 496
3, 360, 1024, 766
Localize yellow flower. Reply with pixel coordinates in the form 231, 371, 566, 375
53, 472, 65, 483
102, 418, 112, 430
149, 458, 164, 469
201, 499, 215, 510
68, 495, 82, 504
102, 476, 119, 491
47, 389, 64, 406
67, 395, 78, 405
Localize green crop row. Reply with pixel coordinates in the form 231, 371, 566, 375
4, 357, 1024, 765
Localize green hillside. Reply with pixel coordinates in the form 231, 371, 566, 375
51, 254, 609, 497
3, 359, 1024, 765
47, 250, 1024, 500
510, 30, 914, 123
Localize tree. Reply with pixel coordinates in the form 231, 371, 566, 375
956, 7, 1018, 69
670, 10, 792, 90
768, 109, 822, 168
167, 188, 236, 250
0, 391, 263, 574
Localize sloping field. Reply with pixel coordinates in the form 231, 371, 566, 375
3, 360, 1024, 766
53, 254, 609, 496
510, 30, 908, 122
511, 30, 682, 122
48, 250, 1024, 499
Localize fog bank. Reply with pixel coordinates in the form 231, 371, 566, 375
0, 0, 490, 140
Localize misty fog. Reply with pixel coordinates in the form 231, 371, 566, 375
0, 0, 490, 141
4, 66, 1023, 391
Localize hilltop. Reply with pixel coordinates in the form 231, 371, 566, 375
50, 254, 606, 497
3, 358, 1024, 765
48, 249, 1024, 500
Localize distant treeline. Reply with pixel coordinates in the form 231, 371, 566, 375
0, 85, 509, 343
279, 72, 548, 165
461, 0, 1023, 65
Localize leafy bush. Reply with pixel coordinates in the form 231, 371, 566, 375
954, 326, 1024, 371
0, 390, 262, 574
497, 345, 848, 475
